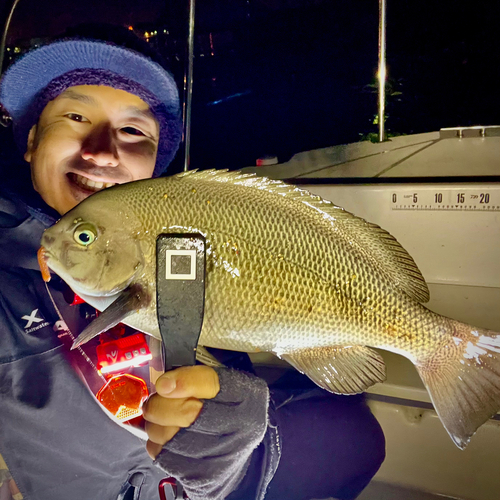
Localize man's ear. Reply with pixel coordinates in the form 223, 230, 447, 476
24, 125, 37, 162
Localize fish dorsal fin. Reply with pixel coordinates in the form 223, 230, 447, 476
280, 345, 386, 395
176, 169, 429, 303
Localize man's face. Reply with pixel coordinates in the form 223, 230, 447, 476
25, 85, 160, 215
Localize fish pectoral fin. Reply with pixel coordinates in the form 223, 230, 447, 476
71, 283, 149, 349
280, 345, 386, 395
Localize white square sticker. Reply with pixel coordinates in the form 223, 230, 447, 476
165, 249, 197, 280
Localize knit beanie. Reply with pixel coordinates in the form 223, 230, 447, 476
0, 39, 182, 177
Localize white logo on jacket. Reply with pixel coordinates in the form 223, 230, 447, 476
22, 309, 44, 328
21, 308, 50, 333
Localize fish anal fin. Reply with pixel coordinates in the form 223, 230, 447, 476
280, 345, 386, 395
416, 323, 500, 449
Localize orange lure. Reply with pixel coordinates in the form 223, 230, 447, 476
37, 247, 51, 282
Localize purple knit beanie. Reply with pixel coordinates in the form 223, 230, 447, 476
0, 40, 182, 177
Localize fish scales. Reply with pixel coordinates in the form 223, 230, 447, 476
41, 169, 500, 449
114, 172, 438, 357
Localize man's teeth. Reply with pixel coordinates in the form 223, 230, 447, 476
73, 174, 116, 191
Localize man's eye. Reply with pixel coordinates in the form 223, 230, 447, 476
65, 113, 89, 123
121, 126, 146, 136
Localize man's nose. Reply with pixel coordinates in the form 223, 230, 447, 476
81, 124, 119, 167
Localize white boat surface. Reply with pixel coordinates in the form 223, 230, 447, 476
244, 127, 500, 500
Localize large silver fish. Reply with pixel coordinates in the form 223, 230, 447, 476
40, 169, 500, 449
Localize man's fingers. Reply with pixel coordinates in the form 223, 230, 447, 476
145, 420, 180, 446
155, 365, 220, 400
143, 394, 203, 427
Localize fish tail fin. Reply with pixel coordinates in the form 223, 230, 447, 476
416, 321, 500, 449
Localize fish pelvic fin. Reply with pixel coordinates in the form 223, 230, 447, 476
195, 346, 225, 368
416, 322, 500, 449
280, 345, 386, 395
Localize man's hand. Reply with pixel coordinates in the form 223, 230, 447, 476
143, 365, 220, 459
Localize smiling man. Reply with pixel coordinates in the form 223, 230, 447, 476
2, 38, 181, 211
0, 35, 276, 500
25, 85, 160, 213
0, 29, 385, 500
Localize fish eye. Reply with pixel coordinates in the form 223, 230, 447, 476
73, 223, 97, 246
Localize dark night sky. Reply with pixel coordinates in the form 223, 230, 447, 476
2, 0, 164, 41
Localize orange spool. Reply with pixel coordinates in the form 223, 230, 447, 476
97, 374, 149, 422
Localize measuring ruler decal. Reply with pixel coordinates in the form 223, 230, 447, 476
390, 188, 500, 211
